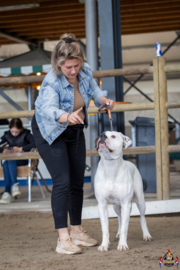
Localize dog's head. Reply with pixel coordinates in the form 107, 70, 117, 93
95, 131, 132, 160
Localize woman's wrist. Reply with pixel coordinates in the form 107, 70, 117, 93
67, 113, 71, 123
58, 113, 70, 123
99, 96, 107, 105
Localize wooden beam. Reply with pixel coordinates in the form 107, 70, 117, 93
0, 14, 177, 34
121, 2, 180, 12
159, 57, 170, 200
0, 7, 85, 19
0, 75, 45, 85
0, 145, 179, 160
120, 0, 180, 6
1, 18, 85, 28
167, 145, 180, 153
166, 101, 180, 109
0, 15, 85, 25
18, 27, 86, 36
8, 22, 85, 32
153, 57, 163, 200
0, 66, 154, 86
15, 19, 179, 36
165, 64, 180, 73
0, 103, 154, 120
121, 25, 180, 35
93, 67, 153, 78
121, 23, 180, 32
7, 15, 180, 32
0, 64, 179, 86
121, 8, 180, 19
0, 6, 178, 24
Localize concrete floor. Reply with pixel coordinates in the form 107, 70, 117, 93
0, 165, 179, 214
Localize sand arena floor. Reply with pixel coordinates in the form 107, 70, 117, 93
0, 212, 179, 270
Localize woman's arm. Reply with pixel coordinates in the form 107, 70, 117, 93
22, 133, 36, 152
36, 82, 67, 122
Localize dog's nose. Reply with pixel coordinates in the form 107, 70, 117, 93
100, 132, 107, 141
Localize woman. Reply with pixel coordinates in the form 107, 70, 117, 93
32, 33, 114, 254
0, 118, 36, 204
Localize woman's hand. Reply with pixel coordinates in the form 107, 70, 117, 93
12, 147, 22, 153
3, 148, 13, 154
99, 96, 115, 110
67, 107, 84, 124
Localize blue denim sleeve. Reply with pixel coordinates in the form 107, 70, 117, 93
40, 82, 66, 121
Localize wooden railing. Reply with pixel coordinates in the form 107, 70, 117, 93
0, 57, 180, 200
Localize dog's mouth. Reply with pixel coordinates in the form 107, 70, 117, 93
97, 139, 113, 152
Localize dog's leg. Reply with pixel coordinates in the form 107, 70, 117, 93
98, 203, 110, 252
117, 202, 131, 251
113, 205, 121, 239
135, 197, 153, 241
134, 170, 152, 241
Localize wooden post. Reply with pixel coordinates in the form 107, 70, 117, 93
153, 58, 163, 200
159, 57, 170, 200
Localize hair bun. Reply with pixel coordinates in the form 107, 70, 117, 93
60, 33, 76, 42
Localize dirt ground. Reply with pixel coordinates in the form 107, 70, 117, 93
0, 212, 179, 270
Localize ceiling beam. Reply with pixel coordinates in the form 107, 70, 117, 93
0, 7, 178, 24
0, 16, 85, 26
18, 21, 179, 36
122, 26, 180, 35
0, 7, 85, 18
121, 2, 180, 12
9, 19, 180, 34
1, 12, 179, 30
0, 30, 37, 46
120, 0, 180, 6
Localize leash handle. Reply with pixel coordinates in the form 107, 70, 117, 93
98, 104, 107, 112
107, 104, 112, 120
98, 103, 112, 120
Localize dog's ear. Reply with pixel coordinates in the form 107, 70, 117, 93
94, 136, 100, 150
120, 133, 132, 149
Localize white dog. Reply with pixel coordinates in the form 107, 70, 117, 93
94, 131, 152, 252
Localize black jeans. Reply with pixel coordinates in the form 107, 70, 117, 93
32, 115, 86, 229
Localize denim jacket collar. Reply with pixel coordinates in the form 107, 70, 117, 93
78, 68, 87, 81
60, 68, 87, 88
60, 75, 70, 89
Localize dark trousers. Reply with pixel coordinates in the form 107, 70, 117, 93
32, 115, 86, 229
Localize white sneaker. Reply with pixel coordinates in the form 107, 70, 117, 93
0, 192, 14, 204
12, 183, 21, 197
56, 236, 82, 255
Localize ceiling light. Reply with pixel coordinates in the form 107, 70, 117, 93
0, 3, 40, 11
36, 72, 41, 76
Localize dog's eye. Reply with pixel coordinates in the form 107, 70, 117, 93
111, 135, 116, 139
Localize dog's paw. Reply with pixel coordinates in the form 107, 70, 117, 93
117, 244, 129, 251
98, 245, 109, 252
143, 235, 153, 242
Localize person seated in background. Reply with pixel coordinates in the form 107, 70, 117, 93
0, 118, 36, 204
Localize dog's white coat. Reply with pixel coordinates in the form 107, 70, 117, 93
94, 131, 152, 252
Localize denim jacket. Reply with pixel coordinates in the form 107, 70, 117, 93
35, 62, 107, 145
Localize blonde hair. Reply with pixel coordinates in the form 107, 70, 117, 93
51, 33, 85, 76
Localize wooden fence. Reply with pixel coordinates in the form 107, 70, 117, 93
0, 57, 180, 200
